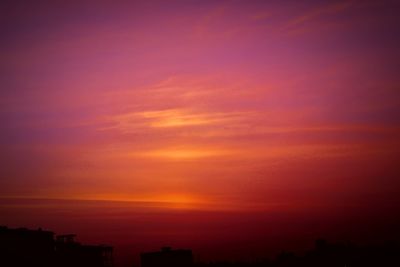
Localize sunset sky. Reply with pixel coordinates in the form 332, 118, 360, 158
1, 0, 400, 266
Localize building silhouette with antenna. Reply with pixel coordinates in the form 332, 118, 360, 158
0, 226, 113, 267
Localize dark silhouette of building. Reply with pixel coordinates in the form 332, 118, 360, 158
56, 234, 113, 267
2, 225, 400, 267
0, 226, 113, 267
0, 226, 55, 267
193, 239, 400, 267
141, 246, 194, 267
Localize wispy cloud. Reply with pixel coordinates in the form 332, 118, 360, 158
251, 11, 272, 21
278, 1, 354, 36
101, 108, 253, 133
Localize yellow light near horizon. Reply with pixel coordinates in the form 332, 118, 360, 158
141, 109, 220, 128
142, 148, 227, 160
150, 116, 211, 128
104, 108, 245, 134
75, 193, 210, 210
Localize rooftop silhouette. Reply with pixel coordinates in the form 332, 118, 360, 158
1, 225, 399, 267
0, 226, 113, 267
141, 246, 193, 267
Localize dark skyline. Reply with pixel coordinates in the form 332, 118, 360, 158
1, 226, 399, 267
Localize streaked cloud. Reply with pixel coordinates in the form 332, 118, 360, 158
101, 108, 254, 133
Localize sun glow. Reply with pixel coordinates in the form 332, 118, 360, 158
102, 108, 252, 134
141, 109, 214, 128
141, 148, 229, 160
75, 193, 210, 210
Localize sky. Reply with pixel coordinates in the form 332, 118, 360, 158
1, 0, 400, 265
